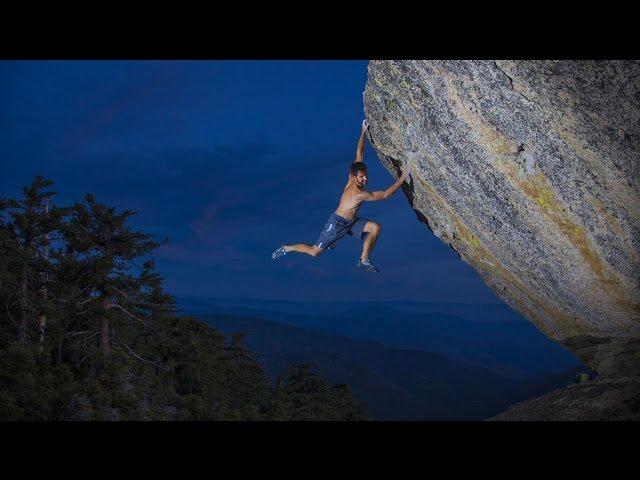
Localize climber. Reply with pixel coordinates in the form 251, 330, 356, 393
272, 119, 411, 273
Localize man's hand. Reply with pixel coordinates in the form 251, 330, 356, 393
362, 119, 369, 134
401, 163, 411, 182
361, 163, 412, 203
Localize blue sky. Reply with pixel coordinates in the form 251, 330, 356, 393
0, 60, 501, 303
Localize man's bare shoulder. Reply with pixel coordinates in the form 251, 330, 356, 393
344, 183, 367, 199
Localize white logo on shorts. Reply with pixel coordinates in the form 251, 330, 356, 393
326, 224, 333, 232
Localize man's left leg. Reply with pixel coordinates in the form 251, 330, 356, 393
360, 221, 382, 262
353, 220, 381, 273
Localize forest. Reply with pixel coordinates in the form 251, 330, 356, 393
0, 177, 366, 421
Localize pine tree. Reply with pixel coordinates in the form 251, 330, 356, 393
0, 177, 65, 344
60, 193, 164, 360
267, 363, 369, 420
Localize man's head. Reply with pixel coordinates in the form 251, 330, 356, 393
350, 162, 368, 187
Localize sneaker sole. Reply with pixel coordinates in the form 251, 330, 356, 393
357, 264, 379, 273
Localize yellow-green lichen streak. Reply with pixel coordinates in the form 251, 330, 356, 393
409, 167, 582, 339
439, 69, 639, 322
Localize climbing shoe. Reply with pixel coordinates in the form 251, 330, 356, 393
357, 258, 379, 273
272, 246, 287, 260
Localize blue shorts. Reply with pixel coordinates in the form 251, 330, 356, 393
315, 212, 370, 250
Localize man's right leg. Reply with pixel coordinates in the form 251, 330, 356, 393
274, 213, 340, 260
284, 244, 324, 257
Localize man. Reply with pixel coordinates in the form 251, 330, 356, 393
272, 119, 410, 273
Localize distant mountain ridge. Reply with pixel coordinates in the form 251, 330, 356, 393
199, 312, 583, 420
174, 295, 581, 378
173, 294, 525, 322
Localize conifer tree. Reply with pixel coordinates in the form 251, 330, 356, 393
60, 193, 164, 360
0, 177, 65, 344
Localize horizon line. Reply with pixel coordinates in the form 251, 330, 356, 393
168, 292, 505, 306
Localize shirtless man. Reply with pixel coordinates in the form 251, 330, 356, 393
272, 119, 410, 273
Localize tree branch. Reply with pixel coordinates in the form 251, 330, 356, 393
108, 285, 175, 309
72, 331, 99, 345
117, 340, 157, 364
3, 296, 14, 323
115, 341, 164, 386
104, 302, 152, 329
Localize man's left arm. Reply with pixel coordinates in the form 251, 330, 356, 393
357, 165, 411, 201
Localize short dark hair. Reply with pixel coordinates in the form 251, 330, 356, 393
350, 162, 368, 176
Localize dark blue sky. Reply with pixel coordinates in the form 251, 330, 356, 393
1, 60, 501, 303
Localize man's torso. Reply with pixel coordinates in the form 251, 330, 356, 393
334, 181, 363, 220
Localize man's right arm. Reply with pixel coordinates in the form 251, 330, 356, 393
359, 165, 411, 202
354, 119, 369, 163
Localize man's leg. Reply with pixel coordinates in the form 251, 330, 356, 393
360, 221, 382, 262
284, 244, 324, 257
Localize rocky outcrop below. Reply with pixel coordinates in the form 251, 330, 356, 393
364, 60, 640, 419
489, 376, 640, 420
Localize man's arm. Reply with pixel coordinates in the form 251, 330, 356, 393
354, 119, 369, 163
359, 165, 411, 201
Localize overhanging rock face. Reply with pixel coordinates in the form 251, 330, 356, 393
364, 60, 640, 378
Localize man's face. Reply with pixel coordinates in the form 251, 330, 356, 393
354, 171, 368, 187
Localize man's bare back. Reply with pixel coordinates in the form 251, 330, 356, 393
272, 119, 410, 273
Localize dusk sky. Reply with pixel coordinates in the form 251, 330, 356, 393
0, 60, 501, 303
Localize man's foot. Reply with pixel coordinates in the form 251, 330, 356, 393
272, 246, 287, 260
357, 258, 379, 273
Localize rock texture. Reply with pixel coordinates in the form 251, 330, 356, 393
364, 61, 640, 418
489, 376, 640, 421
